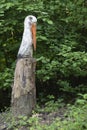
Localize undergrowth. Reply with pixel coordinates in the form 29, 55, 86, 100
1, 94, 87, 130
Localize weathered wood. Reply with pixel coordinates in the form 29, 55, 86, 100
11, 58, 36, 117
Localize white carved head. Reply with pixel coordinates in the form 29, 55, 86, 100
24, 15, 37, 51
24, 15, 37, 25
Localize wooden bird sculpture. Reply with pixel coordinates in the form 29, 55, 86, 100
11, 15, 37, 117
17, 15, 37, 58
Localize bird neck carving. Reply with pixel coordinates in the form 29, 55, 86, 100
17, 15, 37, 59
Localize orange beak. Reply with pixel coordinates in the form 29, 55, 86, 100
31, 23, 36, 51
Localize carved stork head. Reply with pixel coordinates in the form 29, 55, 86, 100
24, 15, 37, 51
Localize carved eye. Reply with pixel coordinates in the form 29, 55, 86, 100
29, 17, 33, 21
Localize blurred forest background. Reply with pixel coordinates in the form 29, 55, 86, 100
0, 0, 87, 110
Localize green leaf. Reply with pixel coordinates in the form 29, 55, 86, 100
47, 20, 53, 25
83, 58, 87, 62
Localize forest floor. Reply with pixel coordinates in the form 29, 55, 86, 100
0, 106, 67, 130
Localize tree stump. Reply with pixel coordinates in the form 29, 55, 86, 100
11, 58, 36, 117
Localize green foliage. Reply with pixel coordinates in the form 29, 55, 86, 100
0, 0, 87, 96
1, 93, 87, 130
64, 94, 87, 130
35, 95, 64, 113
0, 63, 15, 89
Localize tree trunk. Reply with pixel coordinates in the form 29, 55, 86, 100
11, 58, 36, 117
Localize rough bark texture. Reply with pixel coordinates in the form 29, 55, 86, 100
11, 58, 36, 117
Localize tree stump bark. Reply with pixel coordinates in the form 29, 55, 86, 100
11, 58, 36, 117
